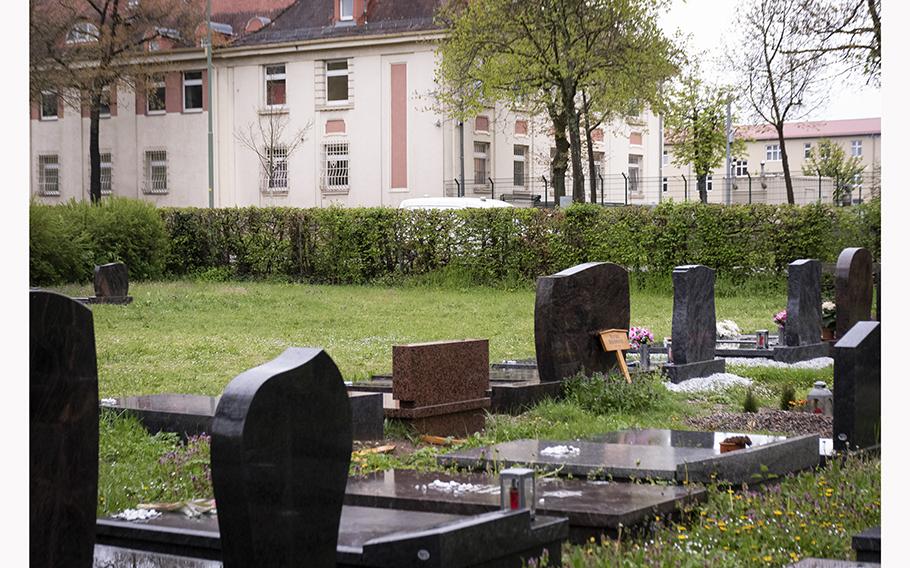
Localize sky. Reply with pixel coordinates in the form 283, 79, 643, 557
657, 0, 882, 123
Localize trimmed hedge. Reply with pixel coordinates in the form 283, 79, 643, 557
30, 198, 880, 286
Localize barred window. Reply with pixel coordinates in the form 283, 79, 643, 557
264, 146, 288, 192
143, 150, 168, 194
38, 155, 60, 195
513, 145, 527, 187
100, 152, 112, 195
265, 64, 287, 107
323, 142, 349, 191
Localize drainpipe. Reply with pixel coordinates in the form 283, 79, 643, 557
458, 121, 465, 197
206, 0, 214, 208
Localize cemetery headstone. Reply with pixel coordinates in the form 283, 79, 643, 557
93, 262, 129, 298
534, 262, 630, 382
210, 347, 352, 567
30, 290, 99, 568
664, 265, 725, 383
774, 259, 830, 362
833, 321, 880, 453
835, 247, 873, 338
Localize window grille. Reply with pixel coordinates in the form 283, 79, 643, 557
323, 142, 349, 192
100, 152, 112, 195
264, 146, 288, 193
143, 150, 168, 194
38, 155, 60, 196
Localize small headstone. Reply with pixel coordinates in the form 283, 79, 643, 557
93, 262, 129, 298
210, 348, 352, 567
664, 265, 725, 383
835, 248, 873, 338
833, 321, 880, 452
534, 262, 630, 382
30, 290, 99, 568
785, 259, 822, 346
393, 339, 488, 407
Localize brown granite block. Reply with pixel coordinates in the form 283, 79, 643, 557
392, 339, 489, 407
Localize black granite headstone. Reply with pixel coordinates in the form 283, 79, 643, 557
93, 262, 129, 298
835, 248, 873, 338
210, 347, 353, 568
785, 259, 822, 346
833, 321, 880, 452
30, 290, 99, 568
664, 265, 725, 382
534, 262, 630, 382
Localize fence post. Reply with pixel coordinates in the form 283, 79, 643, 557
621, 173, 628, 206
817, 169, 822, 204
454, 178, 461, 197
598, 174, 604, 205
746, 171, 752, 204
682, 175, 687, 202
541, 176, 548, 207
488, 177, 495, 201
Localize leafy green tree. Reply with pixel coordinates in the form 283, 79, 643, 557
664, 70, 745, 203
802, 138, 865, 204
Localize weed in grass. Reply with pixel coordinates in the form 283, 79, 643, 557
780, 384, 797, 411
564, 370, 669, 415
743, 388, 759, 413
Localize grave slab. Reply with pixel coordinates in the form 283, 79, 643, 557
31, 290, 99, 568
664, 265, 726, 381
786, 560, 880, 567
835, 248, 874, 338
663, 358, 726, 384
343, 469, 706, 543
77, 262, 134, 304
534, 262, 630, 382
786, 259, 823, 346
773, 342, 833, 363
852, 526, 881, 563
833, 321, 881, 452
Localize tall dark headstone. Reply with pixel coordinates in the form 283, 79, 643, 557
785, 259, 822, 346
833, 321, 880, 452
534, 262, 630, 382
30, 290, 99, 568
835, 247, 873, 338
93, 262, 129, 298
664, 265, 725, 383
210, 348, 352, 568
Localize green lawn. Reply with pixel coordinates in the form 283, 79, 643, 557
52, 279, 787, 397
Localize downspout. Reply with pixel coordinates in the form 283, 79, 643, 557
206, 0, 215, 208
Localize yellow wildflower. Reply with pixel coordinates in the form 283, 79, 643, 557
678, 534, 688, 540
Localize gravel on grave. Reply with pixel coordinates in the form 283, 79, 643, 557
686, 408, 833, 438
664, 373, 752, 393
724, 356, 833, 369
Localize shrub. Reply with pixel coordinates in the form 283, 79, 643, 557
743, 388, 759, 413
564, 370, 669, 414
81, 197, 168, 280
780, 384, 797, 411
29, 198, 94, 285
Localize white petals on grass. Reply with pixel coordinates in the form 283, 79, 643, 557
426, 479, 500, 495
540, 445, 581, 457
724, 356, 833, 369
664, 373, 753, 393
113, 508, 161, 521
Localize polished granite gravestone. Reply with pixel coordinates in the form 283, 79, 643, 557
534, 262, 630, 382
343, 469, 706, 543
95, 505, 567, 567
833, 321, 881, 452
786, 560, 880, 567
664, 265, 726, 382
775, 259, 831, 362
31, 290, 100, 568
438, 432, 819, 485
77, 262, 133, 305
384, 339, 491, 436
104, 391, 384, 441
835, 248, 874, 339
852, 526, 881, 563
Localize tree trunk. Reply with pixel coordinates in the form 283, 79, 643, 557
89, 91, 102, 204
582, 92, 598, 203
776, 124, 795, 204
548, 103, 569, 200
559, 78, 584, 202
697, 173, 708, 204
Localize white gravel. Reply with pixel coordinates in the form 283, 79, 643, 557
424, 480, 500, 495
664, 373, 753, 393
540, 445, 581, 457
724, 356, 833, 369
112, 508, 161, 522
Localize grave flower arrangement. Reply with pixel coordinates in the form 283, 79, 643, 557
822, 301, 836, 331
716, 319, 741, 339
773, 310, 787, 326
628, 326, 654, 350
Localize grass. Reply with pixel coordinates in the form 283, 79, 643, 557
50, 279, 787, 397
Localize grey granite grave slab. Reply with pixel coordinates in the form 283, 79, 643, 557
344, 469, 706, 543
852, 527, 881, 563
833, 321, 881, 452
786, 259, 823, 346
663, 358, 726, 384
835, 248, 874, 338
773, 342, 833, 363
94, 544, 221, 567
534, 262, 630, 382
786, 560, 880, 567
664, 265, 725, 381
439, 434, 819, 484
31, 290, 99, 568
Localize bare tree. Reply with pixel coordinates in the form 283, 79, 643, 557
30, 0, 203, 203
234, 112, 311, 197
729, 0, 830, 204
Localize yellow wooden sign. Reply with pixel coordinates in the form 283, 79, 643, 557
597, 329, 632, 384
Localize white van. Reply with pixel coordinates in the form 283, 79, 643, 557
398, 197, 514, 210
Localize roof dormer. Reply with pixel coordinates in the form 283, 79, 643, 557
334, 0, 366, 26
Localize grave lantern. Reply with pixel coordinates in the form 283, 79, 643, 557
756, 330, 770, 350
807, 381, 834, 417
499, 467, 535, 517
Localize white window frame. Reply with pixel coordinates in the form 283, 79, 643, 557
325, 60, 349, 105
474, 142, 490, 186
513, 145, 528, 187
66, 22, 99, 44
99, 86, 112, 118
264, 64, 287, 108
39, 91, 58, 120
147, 77, 166, 114
264, 145, 289, 193
322, 141, 350, 192
339, 0, 354, 21
662, 149, 669, 166
734, 159, 748, 177
38, 154, 60, 196
706, 174, 713, 191
182, 71, 203, 112
766, 144, 781, 161
804, 143, 811, 158
628, 154, 642, 193
143, 149, 168, 194
851, 140, 862, 157
100, 152, 113, 195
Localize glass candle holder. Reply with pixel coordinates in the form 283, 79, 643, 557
499, 467, 535, 517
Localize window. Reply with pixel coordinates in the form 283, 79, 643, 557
148, 39, 160, 52
323, 142, 349, 191
804, 143, 811, 158
143, 150, 168, 193
851, 172, 863, 192
628, 154, 642, 193
851, 140, 862, 157
706, 175, 713, 191
38, 155, 60, 195
264, 146, 288, 192
183, 71, 203, 111
265, 64, 286, 107
766, 144, 781, 161
662, 149, 669, 166
339, 0, 354, 20
513, 145, 528, 187
734, 159, 748, 177
474, 142, 489, 185
99, 87, 111, 117
147, 76, 166, 113
326, 60, 349, 103
100, 152, 112, 195
66, 22, 99, 44
662, 176, 668, 193
40, 92, 58, 120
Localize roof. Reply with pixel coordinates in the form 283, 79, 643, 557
233, 0, 445, 47
735, 118, 881, 141
210, 0, 295, 37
